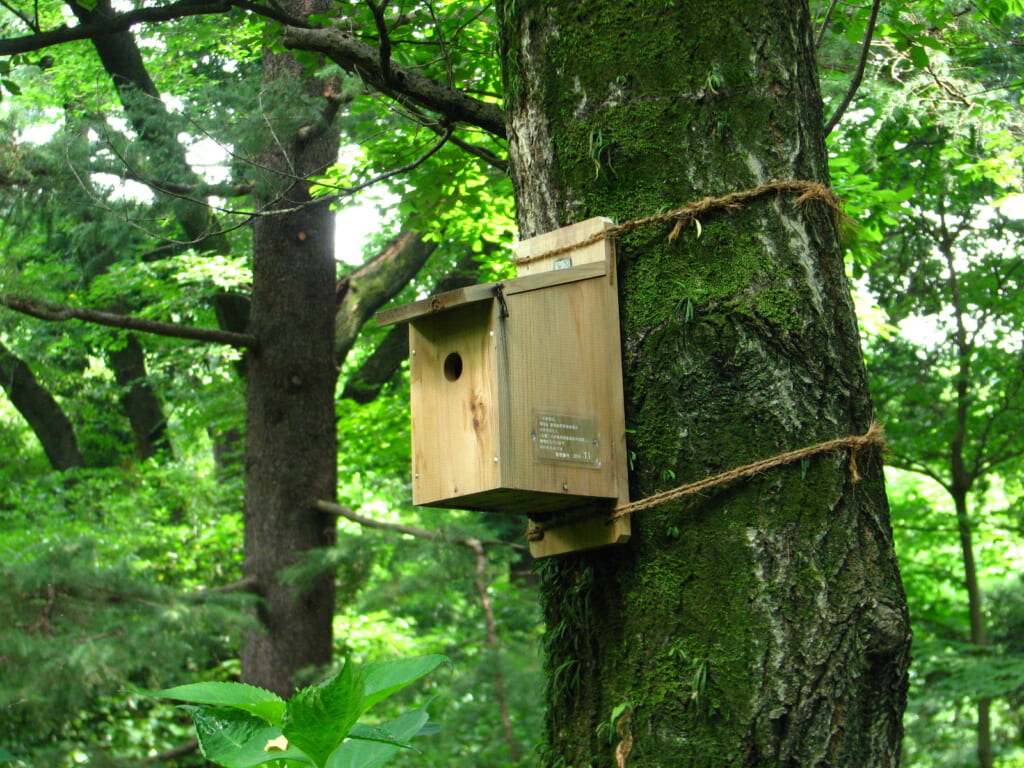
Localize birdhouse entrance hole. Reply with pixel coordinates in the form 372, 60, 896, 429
443, 352, 463, 381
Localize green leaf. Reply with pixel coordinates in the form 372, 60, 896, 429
361, 654, 449, 714
909, 45, 930, 68
182, 705, 312, 768
283, 660, 365, 768
326, 710, 430, 768
346, 723, 413, 750
157, 682, 287, 726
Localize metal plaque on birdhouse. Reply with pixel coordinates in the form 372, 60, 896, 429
377, 218, 630, 556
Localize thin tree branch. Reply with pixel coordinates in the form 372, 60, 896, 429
327, 123, 453, 195
426, 122, 508, 171
466, 537, 521, 762
823, 0, 882, 135
0, 0, 311, 56
814, 0, 841, 48
0, 0, 40, 32
0, 293, 257, 348
341, 246, 484, 403
886, 451, 953, 493
314, 500, 526, 550
88, 159, 255, 198
425, 0, 454, 88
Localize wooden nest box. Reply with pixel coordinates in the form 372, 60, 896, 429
377, 218, 630, 556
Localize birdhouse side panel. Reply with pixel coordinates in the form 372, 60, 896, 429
409, 302, 502, 506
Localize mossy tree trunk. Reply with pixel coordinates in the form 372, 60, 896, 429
497, 1, 910, 765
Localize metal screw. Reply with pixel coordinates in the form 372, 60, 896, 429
493, 456, 499, 463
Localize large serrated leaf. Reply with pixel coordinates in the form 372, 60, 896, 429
181, 705, 312, 768
360, 655, 449, 714
327, 710, 430, 768
283, 660, 365, 767
158, 682, 287, 726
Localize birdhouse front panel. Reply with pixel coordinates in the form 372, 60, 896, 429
408, 299, 502, 508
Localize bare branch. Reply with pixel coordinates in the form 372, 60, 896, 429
465, 535, 521, 760
885, 450, 952, 493
427, 123, 508, 171
2, 0, 216, 56
0, 0, 40, 32
281, 25, 506, 138
314, 500, 526, 550
823, 0, 881, 135
0, 293, 257, 348
814, 0, 841, 48
88, 158, 255, 198
322, 123, 454, 197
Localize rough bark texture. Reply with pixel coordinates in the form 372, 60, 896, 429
241, 5, 339, 695
497, 2, 910, 766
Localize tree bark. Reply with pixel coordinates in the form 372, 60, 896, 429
108, 334, 171, 460
0, 340, 85, 470
240, 2, 340, 695
497, 2, 910, 765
